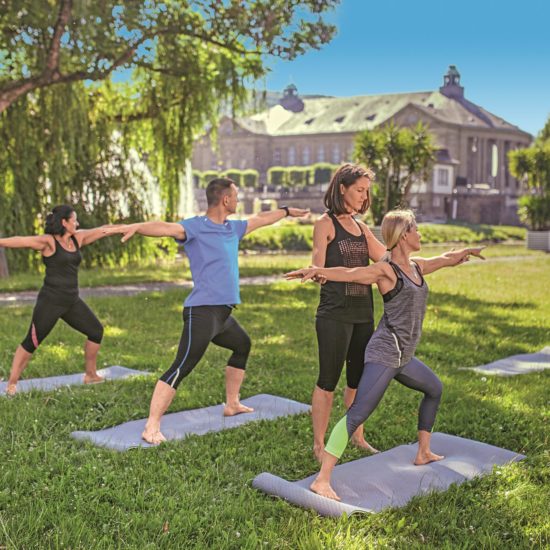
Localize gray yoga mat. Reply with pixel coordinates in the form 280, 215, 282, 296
465, 346, 550, 376
71, 393, 310, 451
0, 366, 148, 395
252, 432, 525, 517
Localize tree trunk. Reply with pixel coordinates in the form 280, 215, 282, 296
0, 247, 9, 278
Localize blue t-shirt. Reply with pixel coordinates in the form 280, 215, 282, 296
177, 216, 248, 307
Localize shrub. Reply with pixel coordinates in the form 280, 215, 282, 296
222, 170, 243, 186
240, 223, 313, 251
201, 170, 219, 188
312, 162, 338, 184
267, 166, 289, 187
242, 169, 259, 188
288, 167, 310, 187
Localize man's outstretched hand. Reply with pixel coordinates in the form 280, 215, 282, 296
102, 224, 140, 243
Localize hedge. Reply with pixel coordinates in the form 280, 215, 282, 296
195, 169, 260, 188
417, 223, 526, 244
239, 222, 526, 252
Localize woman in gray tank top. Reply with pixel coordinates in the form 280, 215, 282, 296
286, 209, 485, 501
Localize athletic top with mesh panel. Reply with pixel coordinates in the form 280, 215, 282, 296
316, 212, 374, 324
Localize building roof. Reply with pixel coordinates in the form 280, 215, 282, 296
234, 90, 529, 137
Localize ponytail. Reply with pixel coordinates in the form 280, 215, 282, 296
44, 205, 75, 236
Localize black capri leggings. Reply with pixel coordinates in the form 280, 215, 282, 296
315, 317, 374, 391
160, 305, 251, 390
21, 294, 104, 353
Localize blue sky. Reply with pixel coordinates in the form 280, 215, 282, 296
263, 0, 550, 137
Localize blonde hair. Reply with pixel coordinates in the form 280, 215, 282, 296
380, 209, 416, 262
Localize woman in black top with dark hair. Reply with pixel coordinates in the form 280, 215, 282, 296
311, 164, 386, 461
0, 205, 118, 395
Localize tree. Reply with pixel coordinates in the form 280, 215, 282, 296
0, 1, 338, 114
509, 116, 550, 231
0, 1, 338, 275
354, 122, 436, 224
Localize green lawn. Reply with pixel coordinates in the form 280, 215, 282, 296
0, 243, 544, 293
0, 254, 549, 548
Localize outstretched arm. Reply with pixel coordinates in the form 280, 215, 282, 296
104, 221, 186, 243
76, 225, 128, 247
286, 262, 390, 286
245, 207, 309, 235
413, 246, 486, 275
0, 235, 53, 253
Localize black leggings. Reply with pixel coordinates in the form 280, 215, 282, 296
21, 294, 104, 354
315, 317, 374, 391
160, 305, 251, 390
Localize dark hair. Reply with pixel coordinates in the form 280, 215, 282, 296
44, 205, 75, 236
205, 178, 236, 207
323, 163, 374, 215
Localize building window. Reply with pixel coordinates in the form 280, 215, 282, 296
437, 168, 449, 187
332, 143, 340, 164
317, 145, 325, 162
302, 145, 310, 165
273, 148, 281, 164
288, 145, 296, 165
433, 196, 441, 208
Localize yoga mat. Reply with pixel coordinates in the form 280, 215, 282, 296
0, 366, 148, 395
465, 347, 550, 376
71, 393, 310, 451
252, 432, 525, 517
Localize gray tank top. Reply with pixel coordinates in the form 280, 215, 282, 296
365, 261, 429, 368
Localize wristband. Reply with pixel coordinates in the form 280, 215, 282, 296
280, 205, 290, 217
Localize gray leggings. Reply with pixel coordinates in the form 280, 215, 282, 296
347, 357, 443, 437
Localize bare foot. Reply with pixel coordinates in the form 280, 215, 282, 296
223, 403, 254, 416
5, 383, 17, 396
84, 374, 105, 385
351, 436, 379, 454
313, 444, 324, 463
310, 478, 341, 501
142, 427, 167, 445
414, 451, 444, 465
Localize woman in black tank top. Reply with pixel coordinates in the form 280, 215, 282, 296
311, 163, 386, 461
0, 205, 120, 395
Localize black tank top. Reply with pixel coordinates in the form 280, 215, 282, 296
40, 236, 82, 305
316, 213, 374, 324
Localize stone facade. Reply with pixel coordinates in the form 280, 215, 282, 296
192, 67, 532, 223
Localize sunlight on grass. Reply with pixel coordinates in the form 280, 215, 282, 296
103, 326, 126, 337
0, 254, 548, 548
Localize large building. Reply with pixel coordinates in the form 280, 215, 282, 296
192, 67, 532, 223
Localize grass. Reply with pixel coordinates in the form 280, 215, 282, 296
0, 243, 545, 293
0, 254, 549, 548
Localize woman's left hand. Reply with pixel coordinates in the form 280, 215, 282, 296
447, 246, 486, 265
284, 266, 320, 282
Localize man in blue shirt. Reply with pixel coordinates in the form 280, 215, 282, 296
119, 178, 308, 444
